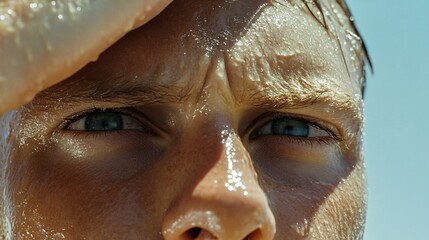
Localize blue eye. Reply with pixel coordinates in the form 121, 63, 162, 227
256, 117, 330, 138
85, 112, 123, 131
67, 111, 143, 131
272, 118, 309, 137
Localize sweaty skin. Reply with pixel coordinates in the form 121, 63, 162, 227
0, 0, 366, 239
0, 0, 173, 114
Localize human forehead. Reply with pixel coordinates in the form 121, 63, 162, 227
69, 0, 360, 103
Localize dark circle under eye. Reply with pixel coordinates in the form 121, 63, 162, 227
271, 118, 309, 137
85, 112, 124, 131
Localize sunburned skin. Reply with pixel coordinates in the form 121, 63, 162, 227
0, 0, 367, 239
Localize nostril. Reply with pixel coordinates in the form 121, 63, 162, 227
181, 227, 206, 239
182, 228, 262, 240
181, 228, 219, 239
187, 228, 202, 238
243, 229, 263, 240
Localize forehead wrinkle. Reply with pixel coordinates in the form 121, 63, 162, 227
222, 2, 362, 117
225, 47, 357, 110
224, 54, 363, 122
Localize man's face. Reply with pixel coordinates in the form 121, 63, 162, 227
1, 0, 366, 239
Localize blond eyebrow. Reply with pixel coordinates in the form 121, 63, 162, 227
242, 88, 326, 109
38, 77, 193, 106
240, 87, 362, 118
72, 84, 191, 104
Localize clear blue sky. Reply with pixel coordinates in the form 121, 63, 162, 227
347, 0, 429, 239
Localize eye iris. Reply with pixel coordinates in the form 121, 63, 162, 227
272, 118, 309, 137
84, 112, 124, 131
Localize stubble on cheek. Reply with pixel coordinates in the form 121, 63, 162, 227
261, 156, 366, 239
309, 160, 367, 239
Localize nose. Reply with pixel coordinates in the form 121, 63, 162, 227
162, 129, 276, 240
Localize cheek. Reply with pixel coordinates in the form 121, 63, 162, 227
251, 140, 347, 185
260, 160, 366, 239
47, 132, 164, 181
309, 161, 367, 239
249, 130, 365, 238
6, 136, 171, 239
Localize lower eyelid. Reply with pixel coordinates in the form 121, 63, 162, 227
59, 129, 154, 142
257, 134, 339, 149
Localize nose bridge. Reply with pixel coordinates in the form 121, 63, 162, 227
162, 127, 275, 240
210, 128, 255, 197
189, 128, 258, 209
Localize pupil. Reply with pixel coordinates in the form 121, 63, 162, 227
272, 118, 309, 137
85, 112, 124, 131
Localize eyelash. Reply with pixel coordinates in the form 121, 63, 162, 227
62, 108, 112, 129
62, 128, 144, 140
278, 134, 336, 146
62, 108, 148, 132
